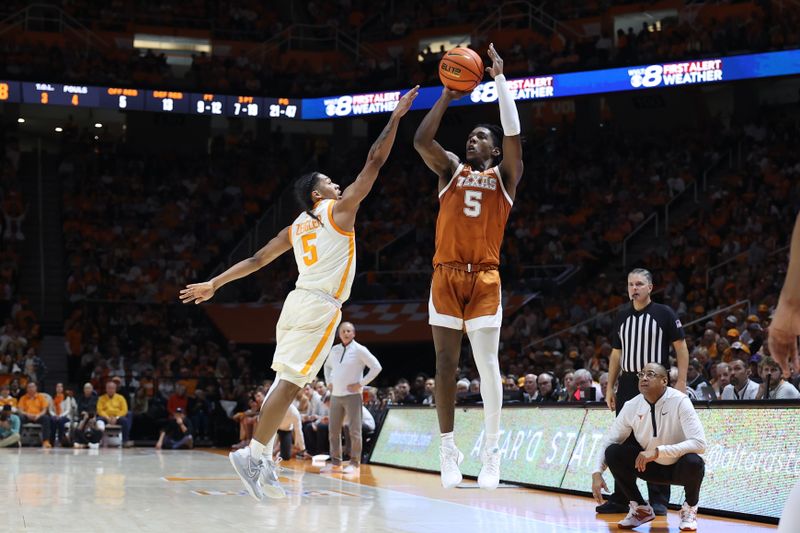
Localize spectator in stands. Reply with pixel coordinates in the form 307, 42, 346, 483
393, 378, 417, 405
167, 383, 189, 416
756, 356, 800, 400
709, 362, 731, 400
304, 392, 330, 457
17, 381, 51, 447
0, 383, 17, 412
155, 407, 194, 450
275, 403, 305, 461
189, 388, 211, 441
49, 383, 77, 446
535, 372, 560, 403
721, 357, 759, 400
419, 378, 435, 406
522, 373, 538, 402
686, 359, 708, 394
232, 389, 263, 450
77, 382, 97, 415
96, 380, 133, 447
563, 371, 576, 401
0, 404, 20, 447
572, 369, 603, 402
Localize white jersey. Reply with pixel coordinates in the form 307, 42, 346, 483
289, 199, 356, 302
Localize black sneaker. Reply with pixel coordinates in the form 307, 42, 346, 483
651, 502, 668, 516
595, 500, 630, 514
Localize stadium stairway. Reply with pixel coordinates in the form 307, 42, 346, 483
18, 150, 65, 335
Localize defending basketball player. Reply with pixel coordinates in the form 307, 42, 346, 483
179, 86, 419, 501
413, 44, 523, 489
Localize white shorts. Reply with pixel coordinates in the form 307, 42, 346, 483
272, 289, 342, 386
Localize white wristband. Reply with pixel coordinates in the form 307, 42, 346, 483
494, 74, 521, 136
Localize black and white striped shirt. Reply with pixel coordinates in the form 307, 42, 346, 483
611, 302, 685, 372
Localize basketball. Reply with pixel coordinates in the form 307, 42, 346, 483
439, 47, 484, 92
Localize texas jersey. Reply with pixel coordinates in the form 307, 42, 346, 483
432, 163, 513, 267
290, 199, 356, 302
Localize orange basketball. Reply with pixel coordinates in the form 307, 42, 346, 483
439, 47, 484, 92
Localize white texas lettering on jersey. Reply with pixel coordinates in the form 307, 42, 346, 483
457, 170, 498, 191
290, 199, 356, 302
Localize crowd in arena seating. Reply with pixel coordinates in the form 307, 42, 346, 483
1, 1, 799, 97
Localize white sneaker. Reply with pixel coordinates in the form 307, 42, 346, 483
618, 501, 655, 529
342, 464, 360, 475
257, 457, 286, 499
439, 445, 464, 489
478, 446, 501, 489
679, 502, 698, 531
229, 447, 265, 501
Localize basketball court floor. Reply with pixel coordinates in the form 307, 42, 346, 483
2, 449, 776, 532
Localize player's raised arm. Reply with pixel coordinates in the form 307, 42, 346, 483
333, 86, 419, 230
413, 88, 466, 189
179, 225, 293, 304
486, 43, 524, 197
770, 212, 800, 375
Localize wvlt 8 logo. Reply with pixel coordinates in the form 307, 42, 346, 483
629, 65, 664, 88
469, 82, 498, 104
325, 95, 353, 117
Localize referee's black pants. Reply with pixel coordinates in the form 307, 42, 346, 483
605, 443, 705, 506
608, 372, 671, 507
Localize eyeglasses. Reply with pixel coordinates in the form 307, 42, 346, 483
636, 370, 662, 380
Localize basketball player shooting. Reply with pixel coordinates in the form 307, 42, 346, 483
179, 86, 418, 501
413, 44, 523, 490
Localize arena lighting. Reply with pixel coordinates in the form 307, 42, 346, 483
94, 123, 102, 128
54, 127, 63, 132
2, 49, 799, 119
17, 118, 24, 123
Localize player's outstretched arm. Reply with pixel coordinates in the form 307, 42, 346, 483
770, 212, 800, 375
179, 225, 293, 304
485, 43, 523, 198
334, 86, 419, 230
413, 87, 467, 189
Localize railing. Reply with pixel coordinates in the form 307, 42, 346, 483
519, 264, 578, 285
473, 0, 583, 43
249, 23, 381, 64
622, 212, 659, 270
0, 3, 109, 52
705, 245, 790, 290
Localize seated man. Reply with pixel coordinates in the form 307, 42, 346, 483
591, 363, 706, 531
756, 356, 800, 399
73, 411, 103, 449
96, 380, 133, 447
155, 407, 194, 450
274, 403, 305, 460
0, 405, 21, 447
721, 356, 759, 400
17, 381, 52, 447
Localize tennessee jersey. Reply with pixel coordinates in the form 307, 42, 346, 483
289, 199, 356, 302
432, 163, 513, 267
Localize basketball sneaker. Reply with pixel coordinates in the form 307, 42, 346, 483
229, 447, 265, 501
258, 457, 286, 499
679, 502, 698, 531
439, 445, 464, 488
617, 501, 655, 529
478, 446, 501, 490
319, 463, 343, 474
342, 464, 360, 476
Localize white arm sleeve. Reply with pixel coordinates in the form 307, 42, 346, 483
494, 74, 520, 136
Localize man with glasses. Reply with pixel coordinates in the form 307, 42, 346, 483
599, 268, 690, 515
591, 363, 706, 530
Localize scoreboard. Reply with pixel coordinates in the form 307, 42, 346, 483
2, 49, 799, 120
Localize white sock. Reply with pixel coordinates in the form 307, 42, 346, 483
441, 432, 456, 449
467, 327, 502, 437
248, 438, 266, 460
485, 433, 500, 450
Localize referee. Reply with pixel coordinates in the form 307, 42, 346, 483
596, 268, 689, 516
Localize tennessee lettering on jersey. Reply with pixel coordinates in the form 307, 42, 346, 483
433, 163, 513, 267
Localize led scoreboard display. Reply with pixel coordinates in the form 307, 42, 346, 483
5, 50, 800, 119
101, 87, 145, 110
0, 81, 21, 103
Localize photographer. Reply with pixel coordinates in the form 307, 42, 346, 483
155, 407, 194, 450
0, 405, 21, 447
74, 410, 103, 449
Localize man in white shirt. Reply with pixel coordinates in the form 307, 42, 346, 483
321, 322, 382, 474
720, 357, 759, 400
757, 357, 800, 399
591, 363, 706, 530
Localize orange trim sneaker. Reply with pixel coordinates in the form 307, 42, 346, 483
618, 501, 655, 529
679, 502, 698, 531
